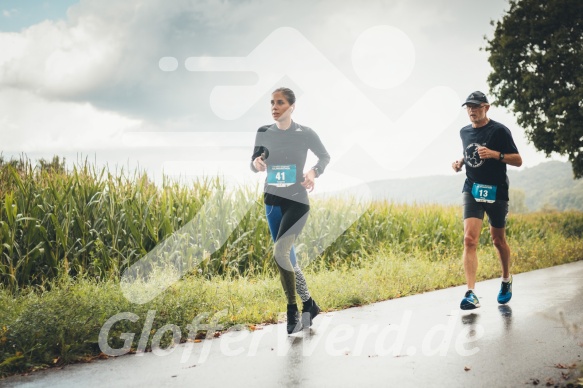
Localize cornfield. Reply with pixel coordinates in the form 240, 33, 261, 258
1, 157, 582, 292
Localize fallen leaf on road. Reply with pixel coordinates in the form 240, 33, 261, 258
554, 363, 576, 369
464, 366, 471, 371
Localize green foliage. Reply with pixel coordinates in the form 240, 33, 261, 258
2, 156, 583, 292
0, 158, 219, 290
508, 211, 583, 239
485, 0, 583, 178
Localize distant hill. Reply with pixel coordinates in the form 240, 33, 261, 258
357, 161, 583, 212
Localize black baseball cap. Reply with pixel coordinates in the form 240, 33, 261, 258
462, 91, 489, 106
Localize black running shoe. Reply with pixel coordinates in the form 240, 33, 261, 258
287, 304, 302, 334
301, 298, 321, 327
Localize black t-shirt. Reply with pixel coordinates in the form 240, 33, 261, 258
460, 119, 519, 201
250, 121, 331, 205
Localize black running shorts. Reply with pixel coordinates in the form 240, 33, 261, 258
462, 192, 508, 228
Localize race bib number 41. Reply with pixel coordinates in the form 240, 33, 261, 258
267, 164, 296, 187
471, 183, 497, 203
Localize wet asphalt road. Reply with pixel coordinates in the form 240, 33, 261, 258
3, 261, 583, 388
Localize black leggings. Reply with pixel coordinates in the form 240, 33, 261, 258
265, 200, 311, 305
266, 200, 310, 246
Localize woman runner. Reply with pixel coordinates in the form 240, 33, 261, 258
250, 87, 331, 334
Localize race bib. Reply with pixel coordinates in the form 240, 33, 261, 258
267, 164, 296, 187
471, 183, 497, 203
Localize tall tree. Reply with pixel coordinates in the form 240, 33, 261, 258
485, 0, 583, 178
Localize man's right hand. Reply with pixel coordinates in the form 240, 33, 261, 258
452, 159, 464, 172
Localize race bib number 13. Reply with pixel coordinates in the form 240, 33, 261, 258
471, 183, 497, 203
267, 164, 296, 187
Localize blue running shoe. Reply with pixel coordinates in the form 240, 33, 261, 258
497, 276, 513, 304
460, 290, 480, 310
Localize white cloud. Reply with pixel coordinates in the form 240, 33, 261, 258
0, 87, 140, 152
0, 18, 123, 98
0, 32, 26, 66
0, 0, 264, 91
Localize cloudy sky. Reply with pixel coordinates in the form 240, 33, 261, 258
0, 0, 564, 192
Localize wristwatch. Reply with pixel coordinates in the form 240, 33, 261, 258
499, 152, 505, 161
311, 166, 321, 177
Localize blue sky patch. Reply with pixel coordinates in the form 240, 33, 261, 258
1, 0, 79, 31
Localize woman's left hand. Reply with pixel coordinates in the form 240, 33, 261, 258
302, 169, 317, 192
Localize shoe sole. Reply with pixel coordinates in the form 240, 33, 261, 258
498, 278, 513, 304
460, 302, 481, 310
